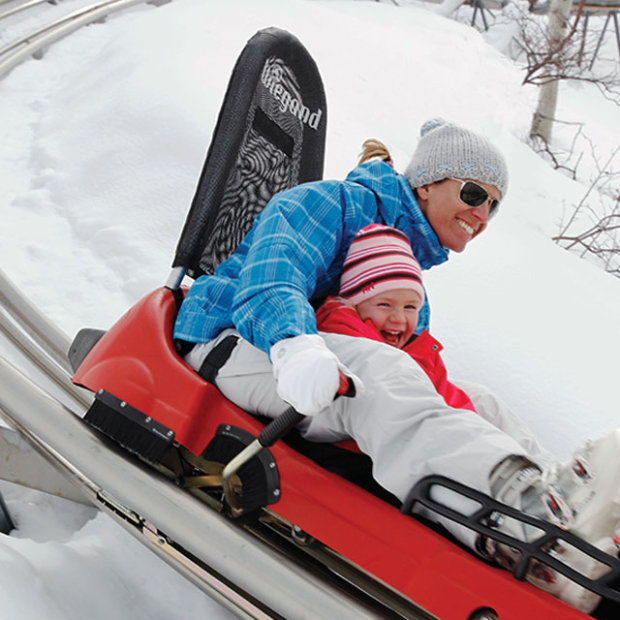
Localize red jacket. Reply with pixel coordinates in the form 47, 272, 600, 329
316, 297, 476, 412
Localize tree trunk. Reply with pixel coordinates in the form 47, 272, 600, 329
529, 0, 573, 143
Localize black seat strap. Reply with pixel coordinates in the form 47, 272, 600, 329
197, 335, 239, 384
174, 338, 195, 358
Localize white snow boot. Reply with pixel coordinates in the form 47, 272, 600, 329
481, 453, 618, 614
546, 429, 620, 611
554, 429, 620, 546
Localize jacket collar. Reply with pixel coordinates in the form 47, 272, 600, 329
346, 161, 449, 270
396, 174, 449, 270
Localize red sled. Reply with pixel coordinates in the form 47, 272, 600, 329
69, 27, 620, 620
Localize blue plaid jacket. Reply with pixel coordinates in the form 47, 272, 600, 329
174, 161, 449, 354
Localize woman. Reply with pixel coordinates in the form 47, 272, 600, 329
174, 118, 618, 612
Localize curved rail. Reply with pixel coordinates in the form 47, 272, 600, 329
0, 269, 89, 411
0, 0, 52, 21
0, 270, 72, 372
0, 0, 170, 78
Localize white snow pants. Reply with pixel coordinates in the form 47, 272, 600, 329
186, 329, 547, 547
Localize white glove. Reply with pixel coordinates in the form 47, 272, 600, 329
270, 334, 363, 415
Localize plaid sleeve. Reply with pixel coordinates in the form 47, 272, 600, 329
231, 181, 347, 353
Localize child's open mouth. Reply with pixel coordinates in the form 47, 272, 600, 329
381, 330, 402, 347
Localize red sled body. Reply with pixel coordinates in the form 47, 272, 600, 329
72, 285, 591, 620
69, 27, 619, 619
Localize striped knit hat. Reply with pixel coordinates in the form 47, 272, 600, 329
339, 224, 425, 305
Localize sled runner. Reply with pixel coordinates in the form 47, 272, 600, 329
69, 27, 620, 619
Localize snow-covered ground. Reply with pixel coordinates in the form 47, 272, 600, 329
0, 0, 619, 617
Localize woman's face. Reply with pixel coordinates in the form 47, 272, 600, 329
416, 178, 500, 253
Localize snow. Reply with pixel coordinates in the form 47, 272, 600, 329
0, 0, 619, 617
0, 485, 229, 619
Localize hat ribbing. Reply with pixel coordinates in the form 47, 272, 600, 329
339, 224, 425, 305
404, 118, 508, 198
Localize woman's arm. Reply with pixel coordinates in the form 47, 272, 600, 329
231, 181, 347, 353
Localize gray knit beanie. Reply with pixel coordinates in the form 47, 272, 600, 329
404, 118, 508, 198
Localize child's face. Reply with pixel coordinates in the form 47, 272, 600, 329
356, 289, 422, 349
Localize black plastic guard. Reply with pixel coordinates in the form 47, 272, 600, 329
403, 475, 620, 604
202, 424, 281, 509
68, 328, 106, 373
84, 391, 175, 463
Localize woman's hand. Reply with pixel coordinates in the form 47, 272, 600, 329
270, 334, 362, 415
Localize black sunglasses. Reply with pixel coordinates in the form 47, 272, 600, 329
448, 178, 500, 219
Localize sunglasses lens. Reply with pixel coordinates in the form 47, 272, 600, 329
457, 180, 500, 218
459, 181, 488, 207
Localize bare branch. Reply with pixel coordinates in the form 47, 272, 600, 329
554, 188, 620, 278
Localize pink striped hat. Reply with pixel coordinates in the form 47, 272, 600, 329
339, 224, 425, 305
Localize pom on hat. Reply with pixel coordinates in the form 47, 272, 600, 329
339, 224, 425, 305
405, 118, 508, 198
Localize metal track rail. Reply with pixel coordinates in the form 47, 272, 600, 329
0, 269, 89, 411
0, 0, 52, 22
0, 0, 170, 78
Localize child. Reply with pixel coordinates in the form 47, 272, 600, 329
316, 223, 476, 413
